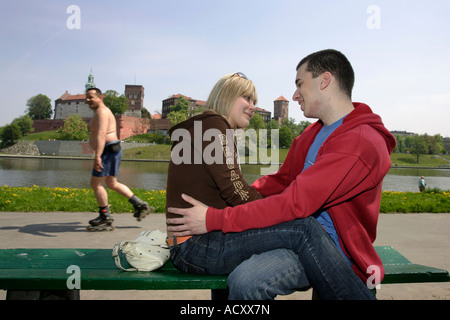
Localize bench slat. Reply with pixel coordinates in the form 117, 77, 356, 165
0, 269, 228, 290
375, 246, 450, 283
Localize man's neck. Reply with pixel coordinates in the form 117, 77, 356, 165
321, 99, 354, 126
93, 102, 107, 112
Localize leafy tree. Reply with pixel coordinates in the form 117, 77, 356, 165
410, 135, 428, 163
394, 135, 404, 153
26, 94, 52, 120
248, 113, 266, 130
267, 119, 280, 130
0, 124, 22, 147
141, 107, 151, 119
265, 119, 280, 148
167, 110, 188, 127
279, 125, 293, 148
103, 90, 129, 115
298, 120, 312, 134
403, 136, 413, 151
281, 117, 302, 138
12, 115, 34, 136
58, 114, 89, 141
424, 134, 444, 155
397, 133, 445, 155
170, 95, 190, 114
167, 96, 190, 127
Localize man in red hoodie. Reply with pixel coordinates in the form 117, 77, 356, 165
167, 49, 396, 299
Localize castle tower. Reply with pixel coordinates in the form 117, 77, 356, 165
124, 85, 145, 118
274, 96, 289, 123
85, 71, 96, 92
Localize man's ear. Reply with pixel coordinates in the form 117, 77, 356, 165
319, 72, 332, 90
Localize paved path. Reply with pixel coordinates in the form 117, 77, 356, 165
0, 212, 449, 300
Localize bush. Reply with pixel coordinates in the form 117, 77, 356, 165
0, 124, 22, 148
58, 114, 89, 141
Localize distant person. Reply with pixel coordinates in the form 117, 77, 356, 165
86, 87, 152, 231
418, 176, 426, 192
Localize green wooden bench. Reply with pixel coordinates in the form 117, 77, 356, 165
0, 246, 448, 300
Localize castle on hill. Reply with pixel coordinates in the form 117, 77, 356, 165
33, 72, 290, 139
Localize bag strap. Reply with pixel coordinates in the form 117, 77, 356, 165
112, 242, 137, 272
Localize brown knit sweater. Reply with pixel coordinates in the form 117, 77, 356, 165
165, 111, 262, 238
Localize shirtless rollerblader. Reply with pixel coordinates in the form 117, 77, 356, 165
86, 88, 153, 231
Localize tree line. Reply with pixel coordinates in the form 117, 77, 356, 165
0, 93, 51, 147
393, 134, 447, 163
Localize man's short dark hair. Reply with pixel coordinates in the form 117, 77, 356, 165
297, 49, 355, 98
86, 87, 103, 96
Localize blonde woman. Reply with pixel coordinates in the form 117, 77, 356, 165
166, 72, 262, 231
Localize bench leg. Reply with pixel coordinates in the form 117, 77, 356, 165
6, 290, 80, 300
211, 288, 229, 300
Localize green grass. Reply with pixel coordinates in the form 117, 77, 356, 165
22, 131, 61, 141
391, 153, 450, 167
0, 185, 166, 213
122, 144, 172, 160
380, 188, 450, 213
122, 144, 291, 163
1, 185, 448, 214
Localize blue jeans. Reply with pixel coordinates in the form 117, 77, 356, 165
169, 217, 375, 300
228, 249, 309, 300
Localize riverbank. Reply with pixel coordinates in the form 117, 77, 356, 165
2, 141, 450, 168
0, 152, 170, 163
1, 186, 449, 213
2, 152, 450, 169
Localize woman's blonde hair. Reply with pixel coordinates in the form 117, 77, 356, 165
205, 73, 258, 117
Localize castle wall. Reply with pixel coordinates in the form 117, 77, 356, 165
54, 101, 94, 120
32, 116, 153, 140
116, 115, 151, 139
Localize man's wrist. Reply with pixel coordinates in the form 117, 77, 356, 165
205, 207, 222, 232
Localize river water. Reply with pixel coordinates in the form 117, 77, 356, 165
0, 157, 449, 192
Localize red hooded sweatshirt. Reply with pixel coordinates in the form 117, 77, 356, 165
206, 103, 396, 282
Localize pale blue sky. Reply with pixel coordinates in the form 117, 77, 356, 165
1, 0, 449, 136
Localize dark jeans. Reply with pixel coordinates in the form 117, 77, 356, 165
169, 217, 375, 300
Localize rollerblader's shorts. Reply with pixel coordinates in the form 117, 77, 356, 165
92, 141, 122, 177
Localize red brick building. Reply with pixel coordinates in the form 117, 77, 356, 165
161, 94, 206, 119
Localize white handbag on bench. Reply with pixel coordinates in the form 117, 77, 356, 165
112, 230, 170, 272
